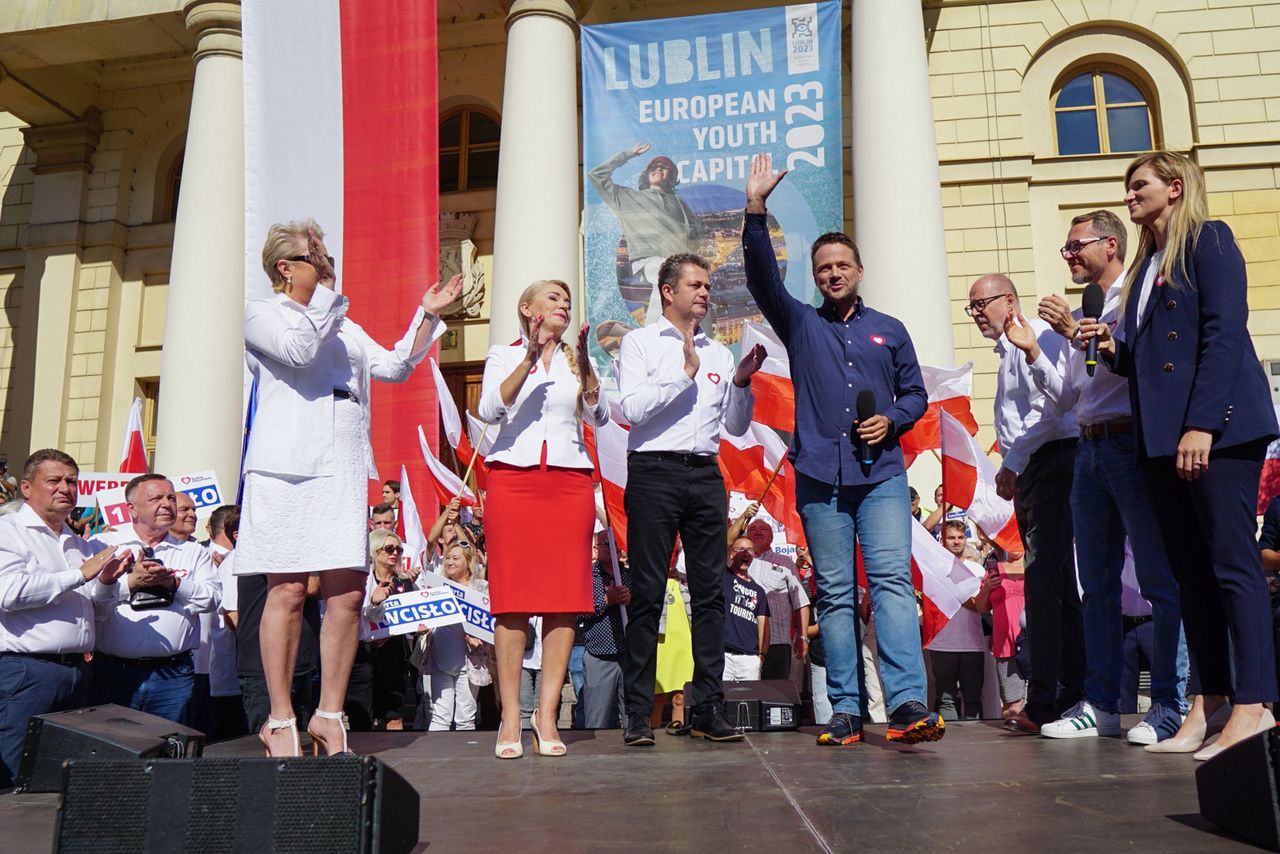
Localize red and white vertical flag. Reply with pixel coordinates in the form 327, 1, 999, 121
1259, 404, 1280, 514
463, 412, 494, 490
939, 409, 1021, 554
900, 362, 979, 468
243, 0, 440, 502
119, 397, 149, 474
740, 320, 794, 432
584, 419, 630, 553
719, 421, 806, 548
417, 425, 477, 508
910, 519, 984, 646
397, 463, 428, 574
429, 358, 476, 464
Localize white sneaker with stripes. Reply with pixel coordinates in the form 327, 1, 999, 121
1040, 701, 1122, 739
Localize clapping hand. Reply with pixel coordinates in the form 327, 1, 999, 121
422, 273, 464, 316
1002, 312, 1040, 361
1037, 294, 1076, 339
746, 153, 788, 214
523, 316, 556, 367
733, 343, 766, 388
681, 325, 700, 379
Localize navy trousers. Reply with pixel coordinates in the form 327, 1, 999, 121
0, 655, 89, 788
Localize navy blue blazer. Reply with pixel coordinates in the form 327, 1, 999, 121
1109, 219, 1278, 457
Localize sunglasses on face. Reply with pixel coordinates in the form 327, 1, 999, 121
381, 545, 404, 556
287, 254, 335, 268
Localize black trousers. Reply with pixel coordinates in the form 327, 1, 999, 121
622, 454, 728, 715
1014, 442, 1084, 720
1142, 440, 1278, 703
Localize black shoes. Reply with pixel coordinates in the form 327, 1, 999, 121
623, 713, 655, 747
690, 704, 745, 742
816, 712, 864, 746
886, 700, 946, 744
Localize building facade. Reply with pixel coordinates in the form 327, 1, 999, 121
1, 0, 1278, 501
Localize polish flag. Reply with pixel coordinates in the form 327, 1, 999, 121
900, 362, 978, 468
910, 519, 984, 646
417, 425, 477, 508
119, 397, 149, 473
1258, 404, 1280, 514
584, 419, 630, 553
740, 320, 793, 432
397, 464, 429, 575
462, 412, 494, 490
243, 0, 441, 504
429, 357, 477, 469
939, 409, 1021, 554
719, 422, 806, 548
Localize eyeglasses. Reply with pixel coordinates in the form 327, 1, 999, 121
1059, 237, 1105, 258
381, 545, 404, 555
963, 293, 1013, 317
287, 254, 335, 267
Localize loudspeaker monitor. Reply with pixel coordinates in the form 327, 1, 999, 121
684, 679, 802, 732
17, 704, 204, 793
1196, 726, 1280, 850
54, 755, 419, 854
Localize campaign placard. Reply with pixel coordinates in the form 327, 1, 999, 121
95, 485, 131, 528
418, 571, 495, 644
174, 470, 224, 511
75, 472, 136, 509
364, 586, 465, 642
581, 2, 842, 372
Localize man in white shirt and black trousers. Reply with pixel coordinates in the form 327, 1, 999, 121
90, 473, 219, 727
0, 450, 134, 788
618, 252, 766, 745
967, 273, 1083, 732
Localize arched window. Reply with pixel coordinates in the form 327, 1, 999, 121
1053, 68, 1154, 156
440, 106, 500, 193
166, 152, 184, 221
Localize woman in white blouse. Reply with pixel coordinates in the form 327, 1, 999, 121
237, 219, 460, 758
479, 279, 608, 758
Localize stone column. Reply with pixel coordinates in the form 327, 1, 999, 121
154, 0, 244, 492
850, 2, 954, 365
489, 0, 584, 345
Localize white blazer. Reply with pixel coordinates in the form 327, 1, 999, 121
477, 340, 609, 470
243, 286, 445, 479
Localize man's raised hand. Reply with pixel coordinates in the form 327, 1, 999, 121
682, 325, 700, 379
746, 154, 788, 214
733, 343, 766, 388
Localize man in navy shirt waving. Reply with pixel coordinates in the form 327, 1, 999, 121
741, 154, 939, 747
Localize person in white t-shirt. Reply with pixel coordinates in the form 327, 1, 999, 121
926, 521, 987, 721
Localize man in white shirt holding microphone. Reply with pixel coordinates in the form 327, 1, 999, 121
618, 252, 765, 746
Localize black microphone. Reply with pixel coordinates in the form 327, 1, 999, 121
1082, 283, 1105, 377
856, 389, 877, 468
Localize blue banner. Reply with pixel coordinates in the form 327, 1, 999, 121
582, 2, 843, 367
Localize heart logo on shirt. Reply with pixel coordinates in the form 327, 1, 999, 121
707, 372, 721, 384
870, 335, 885, 345
1155, 274, 1165, 288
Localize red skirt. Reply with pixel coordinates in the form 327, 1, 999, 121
484, 460, 594, 615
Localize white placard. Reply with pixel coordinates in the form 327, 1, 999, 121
363, 586, 464, 642
418, 571, 495, 644
75, 472, 136, 508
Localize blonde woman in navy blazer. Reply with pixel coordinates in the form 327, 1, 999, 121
1085, 152, 1278, 760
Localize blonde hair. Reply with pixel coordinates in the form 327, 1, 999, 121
368, 528, 403, 567
516, 279, 585, 416
1119, 152, 1208, 309
445, 540, 484, 582
262, 218, 323, 293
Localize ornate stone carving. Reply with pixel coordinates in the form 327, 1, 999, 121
439, 212, 486, 320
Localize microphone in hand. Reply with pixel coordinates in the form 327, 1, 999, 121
856, 389, 877, 469
1081, 283, 1105, 377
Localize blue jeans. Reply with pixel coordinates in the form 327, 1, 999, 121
90, 653, 196, 726
809, 663, 833, 725
797, 472, 925, 718
0, 655, 89, 788
1072, 433, 1188, 714
569, 644, 586, 728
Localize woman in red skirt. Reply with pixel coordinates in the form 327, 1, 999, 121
478, 279, 607, 758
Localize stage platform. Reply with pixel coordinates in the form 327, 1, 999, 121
0, 716, 1265, 852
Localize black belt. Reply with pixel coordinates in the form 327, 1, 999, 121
0, 651, 88, 667
98, 651, 192, 670
333, 389, 359, 404
725, 647, 758, 656
1123, 614, 1153, 629
1032, 437, 1078, 457
1081, 419, 1133, 439
630, 450, 718, 468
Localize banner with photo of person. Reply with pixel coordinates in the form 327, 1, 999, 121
581, 2, 843, 372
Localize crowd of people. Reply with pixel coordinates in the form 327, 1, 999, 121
2, 149, 1277, 779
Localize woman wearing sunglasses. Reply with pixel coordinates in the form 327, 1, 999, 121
236, 218, 463, 757
478, 279, 608, 759
360, 530, 417, 732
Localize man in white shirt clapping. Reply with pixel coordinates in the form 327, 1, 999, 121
618, 252, 765, 746
89, 474, 219, 727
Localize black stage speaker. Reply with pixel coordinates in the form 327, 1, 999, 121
17, 704, 204, 793
54, 755, 419, 854
686, 680, 801, 732
1196, 727, 1280, 850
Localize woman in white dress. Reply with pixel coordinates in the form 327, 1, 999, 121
237, 219, 461, 757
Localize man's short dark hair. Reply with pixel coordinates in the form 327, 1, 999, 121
210, 504, 241, 539
382, 479, 400, 494
22, 449, 78, 482
371, 502, 396, 517
1070, 209, 1128, 262
125, 472, 170, 501
943, 519, 968, 535
810, 232, 862, 267
657, 253, 710, 297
